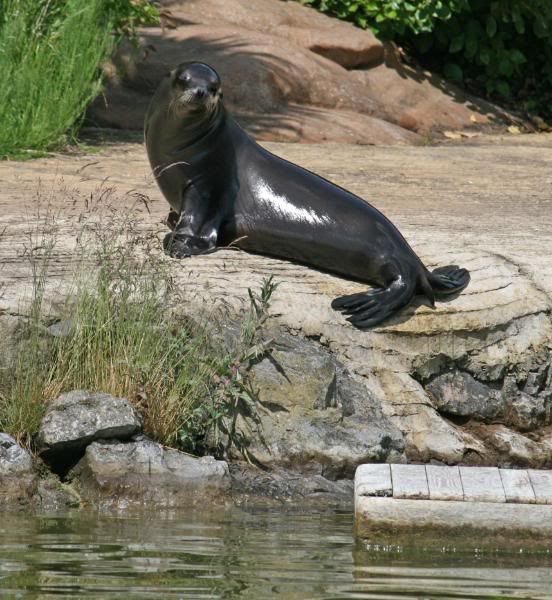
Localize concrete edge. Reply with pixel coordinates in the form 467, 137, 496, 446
355, 496, 552, 542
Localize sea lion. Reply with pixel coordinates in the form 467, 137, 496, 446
145, 62, 470, 329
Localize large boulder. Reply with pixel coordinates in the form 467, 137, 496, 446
87, 0, 511, 143
37, 390, 143, 462
70, 438, 230, 509
226, 333, 405, 477
166, 0, 385, 69
0, 433, 35, 508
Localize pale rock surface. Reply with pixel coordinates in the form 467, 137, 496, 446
487, 427, 547, 467
70, 439, 230, 509
37, 390, 143, 457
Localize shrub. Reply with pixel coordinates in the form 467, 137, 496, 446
0, 0, 158, 158
299, 0, 552, 116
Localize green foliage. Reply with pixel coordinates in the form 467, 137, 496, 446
299, 0, 468, 36
104, 0, 160, 40
177, 276, 278, 459
408, 0, 552, 106
0, 0, 159, 158
298, 0, 552, 116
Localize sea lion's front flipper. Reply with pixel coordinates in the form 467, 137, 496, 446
331, 275, 416, 330
163, 185, 222, 258
163, 231, 218, 258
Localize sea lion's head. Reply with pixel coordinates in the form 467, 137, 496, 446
168, 62, 222, 117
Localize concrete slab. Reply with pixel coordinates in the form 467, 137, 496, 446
355, 464, 392, 497
356, 497, 552, 540
355, 465, 552, 542
528, 470, 552, 505
426, 465, 463, 501
460, 467, 506, 503
391, 464, 429, 499
500, 469, 536, 504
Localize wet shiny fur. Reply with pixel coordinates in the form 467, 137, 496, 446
145, 63, 470, 329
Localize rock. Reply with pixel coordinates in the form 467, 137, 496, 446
354, 53, 506, 135
249, 334, 337, 412
0, 433, 33, 475
70, 439, 229, 509
240, 334, 404, 476
37, 390, 143, 458
229, 464, 353, 507
477, 425, 548, 468
0, 433, 36, 508
87, 0, 511, 143
523, 365, 549, 396
376, 371, 484, 464
90, 24, 414, 145
504, 391, 548, 432
427, 371, 503, 422
168, 0, 384, 69
32, 475, 81, 511
541, 430, 552, 455
427, 371, 551, 432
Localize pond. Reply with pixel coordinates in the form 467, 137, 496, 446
0, 509, 551, 599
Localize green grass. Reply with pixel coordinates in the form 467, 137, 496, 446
0, 201, 274, 454
0, 0, 114, 158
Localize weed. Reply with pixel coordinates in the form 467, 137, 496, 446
0, 191, 277, 458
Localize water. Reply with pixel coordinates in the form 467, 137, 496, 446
0, 509, 551, 599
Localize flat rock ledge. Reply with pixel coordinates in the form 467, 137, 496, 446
70, 438, 230, 510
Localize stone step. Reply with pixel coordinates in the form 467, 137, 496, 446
355, 464, 552, 543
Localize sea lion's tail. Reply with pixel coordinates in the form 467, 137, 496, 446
425, 265, 470, 299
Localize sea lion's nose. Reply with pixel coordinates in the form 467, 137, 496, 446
194, 88, 206, 99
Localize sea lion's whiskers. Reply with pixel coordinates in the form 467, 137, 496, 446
153, 161, 190, 178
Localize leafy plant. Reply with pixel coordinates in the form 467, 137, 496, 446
299, 0, 468, 36
177, 276, 279, 459
298, 0, 552, 118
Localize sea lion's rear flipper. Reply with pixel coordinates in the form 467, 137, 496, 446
428, 265, 470, 297
331, 275, 416, 330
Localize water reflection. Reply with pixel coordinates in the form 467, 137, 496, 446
0, 509, 550, 599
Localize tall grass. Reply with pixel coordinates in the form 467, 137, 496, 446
0, 196, 275, 454
0, 0, 114, 158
